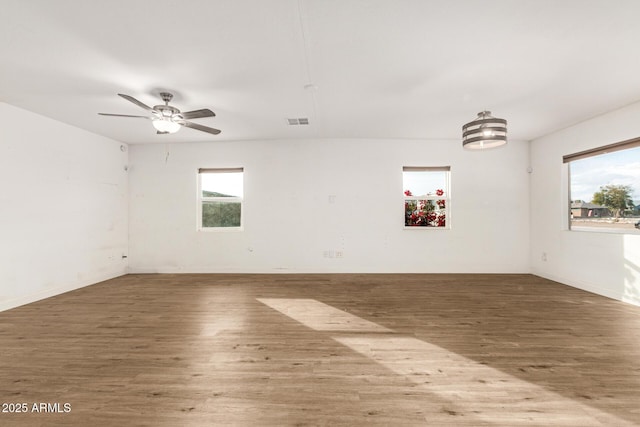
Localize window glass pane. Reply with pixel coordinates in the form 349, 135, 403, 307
201, 172, 243, 197
405, 199, 446, 227
403, 168, 449, 228
569, 146, 640, 233
202, 201, 241, 227
403, 171, 447, 197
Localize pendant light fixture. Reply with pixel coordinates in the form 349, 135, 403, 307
462, 111, 507, 150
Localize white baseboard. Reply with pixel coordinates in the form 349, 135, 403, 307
531, 270, 640, 307
127, 265, 530, 274
0, 270, 127, 312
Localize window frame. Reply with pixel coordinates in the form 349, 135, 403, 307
197, 167, 244, 232
564, 136, 640, 234
402, 166, 451, 230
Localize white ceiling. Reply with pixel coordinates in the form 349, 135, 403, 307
2, 0, 640, 145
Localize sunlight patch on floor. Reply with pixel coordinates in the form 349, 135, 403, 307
257, 298, 392, 332
335, 335, 632, 426
259, 297, 634, 426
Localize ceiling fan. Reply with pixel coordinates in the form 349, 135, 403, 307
99, 92, 221, 135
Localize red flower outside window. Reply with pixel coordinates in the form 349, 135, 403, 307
404, 189, 446, 227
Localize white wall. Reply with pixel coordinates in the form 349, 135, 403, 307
0, 103, 129, 311
6, 94, 639, 308
530, 101, 640, 306
129, 138, 530, 273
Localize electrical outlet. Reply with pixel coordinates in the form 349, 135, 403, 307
541, 252, 547, 262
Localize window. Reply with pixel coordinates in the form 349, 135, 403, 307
403, 166, 450, 228
198, 168, 244, 230
564, 137, 640, 234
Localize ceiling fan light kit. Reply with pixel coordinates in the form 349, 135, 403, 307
99, 92, 221, 135
462, 110, 507, 150
152, 117, 181, 134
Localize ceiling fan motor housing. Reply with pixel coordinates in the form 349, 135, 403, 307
154, 104, 181, 119
155, 92, 181, 119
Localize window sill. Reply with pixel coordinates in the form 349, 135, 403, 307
569, 226, 639, 235
403, 226, 450, 230
199, 227, 244, 232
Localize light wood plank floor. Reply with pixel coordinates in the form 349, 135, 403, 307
1, 274, 640, 426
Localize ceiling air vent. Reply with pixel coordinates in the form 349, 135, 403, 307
287, 118, 309, 125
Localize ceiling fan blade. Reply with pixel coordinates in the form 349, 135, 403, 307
179, 120, 221, 135
180, 109, 216, 120
118, 93, 154, 112
98, 113, 150, 119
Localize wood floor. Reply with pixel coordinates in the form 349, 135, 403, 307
1, 274, 640, 426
